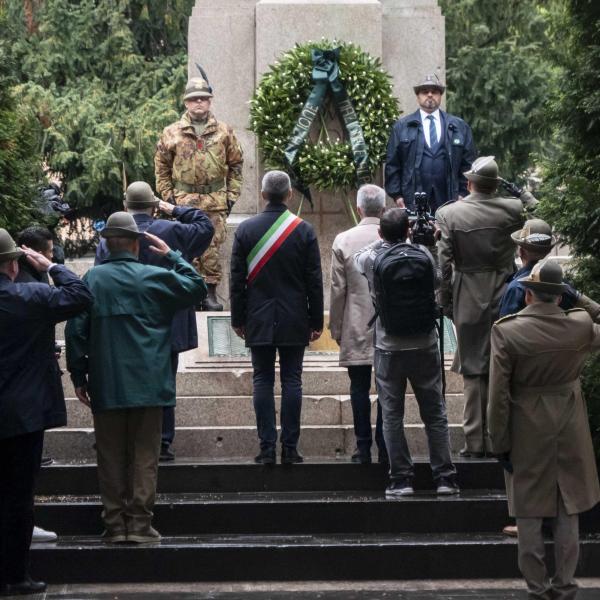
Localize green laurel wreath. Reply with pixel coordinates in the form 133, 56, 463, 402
249, 40, 399, 191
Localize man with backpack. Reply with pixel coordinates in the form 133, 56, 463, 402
355, 208, 457, 496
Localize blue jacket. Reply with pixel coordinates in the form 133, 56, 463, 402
0, 265, 93, 439
385, 109, 476, 209
96, 206, 214, 353
230, 203, 324, 346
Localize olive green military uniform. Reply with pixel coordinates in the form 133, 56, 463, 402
488, 301, 600, 599
155, 111, 243, 284
436, 189, 537, 453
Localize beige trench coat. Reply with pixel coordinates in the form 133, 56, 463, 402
488, 303, 600, 518
329, 217, 380, 366
436, 191, 536, 376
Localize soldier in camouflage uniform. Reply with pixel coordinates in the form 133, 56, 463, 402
155, 77, 244, 310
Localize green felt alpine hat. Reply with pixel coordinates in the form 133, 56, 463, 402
100, 211, 143, 239
124, 181, 159, 209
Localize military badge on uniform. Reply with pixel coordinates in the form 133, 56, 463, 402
453, 138, 462, 145
196, 139, 204, 151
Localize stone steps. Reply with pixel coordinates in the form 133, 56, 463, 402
60, 365, 464, 399
32, 462, 600, 583
62, 393, 465, 427
43, 423, 467, 461
27, 532, 600, 583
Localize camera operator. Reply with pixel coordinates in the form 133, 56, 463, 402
435, 156, 538, 459
355, 208, 457, 497
35, 183, 72, 264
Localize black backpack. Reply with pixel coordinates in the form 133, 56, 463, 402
370, 242, 438, 336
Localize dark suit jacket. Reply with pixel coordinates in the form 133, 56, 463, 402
384, 109, 476, 209
0, 266, 92, 440
96, 206, 214, 353
230, 202, 324, 346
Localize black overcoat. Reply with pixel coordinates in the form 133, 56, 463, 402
96, 206, 214, 353
0, 265, 93, 440
230, 202, 324, 347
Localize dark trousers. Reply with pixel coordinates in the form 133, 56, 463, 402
374, 345, 456, 482
250, 345, 305, 450
347, 365, 385, 456
161, 352, 179, 447
0, 430, 44, 584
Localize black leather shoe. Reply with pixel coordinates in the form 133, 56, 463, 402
459, 448, 485, 459
159, 444, 175, 462
254, 448, 276, 465
281, 447, 304, 464
40, 456, 53, 467
201, 284, 224, 311
0, 577, 47, 596
351, 451, 372, 464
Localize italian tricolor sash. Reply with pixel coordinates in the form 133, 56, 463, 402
246, 210, 303, 284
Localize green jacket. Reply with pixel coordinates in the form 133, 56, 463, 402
66, 250, 206, 413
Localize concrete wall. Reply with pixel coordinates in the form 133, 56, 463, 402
188, 0, 444, 308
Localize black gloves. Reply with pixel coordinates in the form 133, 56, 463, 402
500, 178, 523, 198
226, 199, 235, 216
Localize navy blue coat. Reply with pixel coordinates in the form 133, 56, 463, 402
385, 109, 476, 209
0, 265, 93, 440
230, 202, 324, 347
96, 206, 214, 353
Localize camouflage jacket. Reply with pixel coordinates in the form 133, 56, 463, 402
155, 112, 243, 212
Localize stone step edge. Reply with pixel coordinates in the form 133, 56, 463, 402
46, 424, 464, 433
36, 492, 507, 505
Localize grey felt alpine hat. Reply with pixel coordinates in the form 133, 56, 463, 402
511, 219, 557, 252
519, 259, 567, 295
0, 228, 24, 261
413, 73, 445, 94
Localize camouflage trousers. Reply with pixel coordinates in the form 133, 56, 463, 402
192, 210, 227, 285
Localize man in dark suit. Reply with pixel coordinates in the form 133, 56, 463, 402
385, 74, 476, 213
0, 228, 92, 596
230, 171, 324, 465
96, 181, 214, 461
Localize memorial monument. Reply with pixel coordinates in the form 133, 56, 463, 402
187, 0, 445, 307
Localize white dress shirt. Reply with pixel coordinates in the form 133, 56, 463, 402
420, 109, 442, 148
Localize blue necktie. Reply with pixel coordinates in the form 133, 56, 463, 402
427, 114, 438, 147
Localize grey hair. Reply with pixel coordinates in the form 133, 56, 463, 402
357, 184, 385, 216
261, 170, 291, 202
531, 290, 561, 303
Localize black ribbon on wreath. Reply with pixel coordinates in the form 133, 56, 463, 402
283, 47, 371, 207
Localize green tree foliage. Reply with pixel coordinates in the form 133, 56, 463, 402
537, 0, 600, 458
4, 0, 193, 216
440, 0, 552, 179
0, 5, 43, 233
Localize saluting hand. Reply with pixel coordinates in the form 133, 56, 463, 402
158, 200, 175, 216
20, 245, 53, 272
145, 232, 171, 256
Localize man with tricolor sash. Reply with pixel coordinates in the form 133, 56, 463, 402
230, 171, 324, 465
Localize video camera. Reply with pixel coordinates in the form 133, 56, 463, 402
40, 183, 72, 217
408, 192, 436, 246
34, 183, 72, 230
